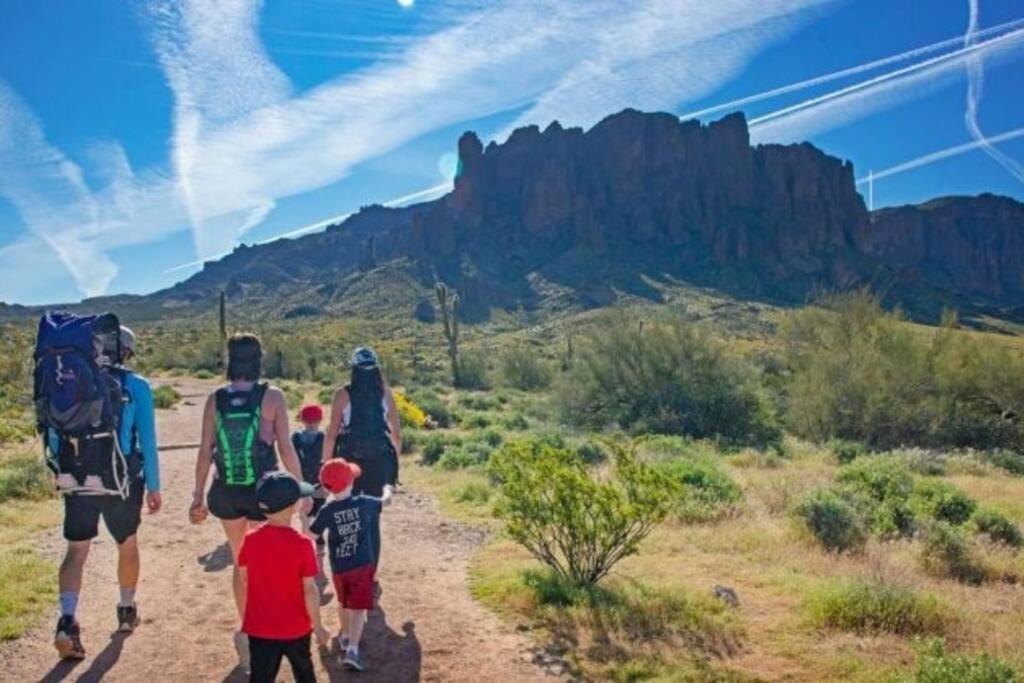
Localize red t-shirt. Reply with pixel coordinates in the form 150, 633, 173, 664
238, 524, 318, 639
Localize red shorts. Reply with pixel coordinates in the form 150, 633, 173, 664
332, 565, 376, 610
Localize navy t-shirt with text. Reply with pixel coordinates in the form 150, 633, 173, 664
310, 496, 379, 574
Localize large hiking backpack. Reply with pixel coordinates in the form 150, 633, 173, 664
34, 311, 129, 497
291, 432, 325, 485
213, 383, 277, 486
336, 383, 391, 458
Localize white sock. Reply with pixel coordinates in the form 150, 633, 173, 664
119, 587, 136, 607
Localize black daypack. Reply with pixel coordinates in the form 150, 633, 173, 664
292, 432, 325, 485
34, 311, 129, 497
335, 382, 390, 457
213, 383, 277, 486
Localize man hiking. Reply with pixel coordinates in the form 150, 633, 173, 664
41, 320, 162, 660
187, 332, 306, 671
322, 347, 401, 600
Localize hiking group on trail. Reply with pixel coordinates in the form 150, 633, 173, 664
33, 311, 402, 681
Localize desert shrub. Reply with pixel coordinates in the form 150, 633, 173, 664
782, 291, 1024, 454
437, 442, 492, 470
457, 394, 499, 411
655, 457, 742, 523
489, 440, 678, 585
479, 429, 504, 448
453, 480, 492, 505
500, 347, 553, 391
502, 413, 530, 431
836, 457, 916, 538
463, 412, 492, 429
416, 395, 453, 428
905, 638, 1018, 683
972, 509, 1023, 548
983, 449, 1024, 476
455, 351, 490, 390
920, 523, 990, 585
897, 448, 948, 476
806, 578, 948, 635
393, 389, 427, 429
194, 369, 216, 380
401, 429, 420, 455
830, 439, 868, 465
420, 433, 459, 465
152, 385, 182, 410
793, 488, 867, 553
575, 440, 608, 465
911, 480, 977, 526
0, 449, 52, 504
559, 317, 781, 450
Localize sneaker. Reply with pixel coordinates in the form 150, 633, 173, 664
343, 649, 367, 672
116, 604, 140, 633
54, 615, 85, 660
336, 634, 350, 652
233, 630, 250, 672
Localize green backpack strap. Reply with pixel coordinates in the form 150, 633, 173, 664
214, 383, 268, 486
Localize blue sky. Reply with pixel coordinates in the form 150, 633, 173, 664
0, 0, 1022, 305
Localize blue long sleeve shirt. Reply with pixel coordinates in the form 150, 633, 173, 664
48, 370, 161, 492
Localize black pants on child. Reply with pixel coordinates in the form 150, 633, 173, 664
249, 633, 315, 683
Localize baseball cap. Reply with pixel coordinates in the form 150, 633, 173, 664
351, 347, 379, 369
299, 404, 324, 423
255, 471, 315, 514
320, 459, 362, 494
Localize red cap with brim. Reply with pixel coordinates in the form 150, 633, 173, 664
299, 405, 324, 423
320, 459, 362, 493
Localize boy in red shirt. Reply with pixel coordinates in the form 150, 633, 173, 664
238, 471, 329, 682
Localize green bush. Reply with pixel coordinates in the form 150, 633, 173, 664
836, 457, 916, 538
972, 509, 1023, 548
401, 429, 420, 455
479, 429, 504, 448
793, 488, 867, 553
911, 480, 977, 526
464, 412, 492, 429
455, 351, 490, 390
920, 523, 990, 585
438, 442, 492, 470
457, 393, 499, 411
489, 440, 678, 586
0, 449, 53, 504
452, 481, 492, 505
806, 578, 947, 635
655, 457, 742, 523
905, 638, 1018, 683
983, 450, 1024, 476
500, 347, 553, 391
830, 439, 868, 465
575, 440, 608, 465
782, 291, 1024, 453
417, 396, 453, 428
420, 433, 459, 465
502, 414, 530, 431
152, 385, 182, 410
558, 317, 781, 450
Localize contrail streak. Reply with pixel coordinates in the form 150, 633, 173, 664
964, 0, 1024, 184
680, 16, 1024, 121
165, 182, 452, 273
749, 26, 1024, 127
856, 126, 1024, 184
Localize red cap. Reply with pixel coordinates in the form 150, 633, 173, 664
299, 405, 324, 423
320, 459, 362, 493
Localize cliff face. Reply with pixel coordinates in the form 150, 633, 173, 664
411, 110, 869, 282
864, 195, 1024, 304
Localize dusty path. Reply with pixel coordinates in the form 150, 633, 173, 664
0, 378, 545, 682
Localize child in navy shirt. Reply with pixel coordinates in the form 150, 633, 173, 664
310, 459, 391, 672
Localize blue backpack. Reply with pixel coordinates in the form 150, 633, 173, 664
34, 311, 128, 496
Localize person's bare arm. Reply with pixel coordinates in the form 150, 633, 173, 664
270, 387, 302, 480
322, 388, 348, 462
190, 394, 216, 523
238, 566, 248, 617
303, 577, 329, 647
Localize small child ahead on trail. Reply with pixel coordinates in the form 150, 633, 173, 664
292, 404, 327, 548
238, 471, 329, 682
310, 458, 391, 673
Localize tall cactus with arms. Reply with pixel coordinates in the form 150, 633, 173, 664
435, 282, 461, 386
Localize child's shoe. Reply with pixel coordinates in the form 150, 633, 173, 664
344, 649, 366, 672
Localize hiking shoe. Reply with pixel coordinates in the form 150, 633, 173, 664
54, 615, 85, 660
343, 649, 367, 672
116, 604, 140, 633
233, 630, 250, 672
336, 634, 350, 653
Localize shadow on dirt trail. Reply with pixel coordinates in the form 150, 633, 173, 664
39, 631, 130, 683
319, 607, 422, 682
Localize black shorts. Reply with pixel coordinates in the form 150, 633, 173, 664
208, 479, 266, 522
63, 478, 144, 544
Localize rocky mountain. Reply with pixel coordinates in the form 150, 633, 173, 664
8, 108, 1022, 322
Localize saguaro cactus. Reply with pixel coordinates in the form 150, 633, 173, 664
218, 290, 227, 370
435, 282, 461, 385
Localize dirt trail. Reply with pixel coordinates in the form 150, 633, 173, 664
0, 379, 546, 682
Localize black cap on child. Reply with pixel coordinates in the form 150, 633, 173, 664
255, 471, 315, 514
